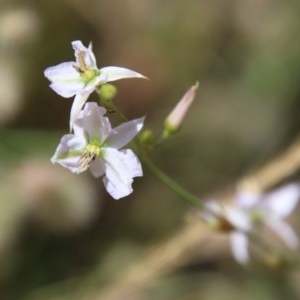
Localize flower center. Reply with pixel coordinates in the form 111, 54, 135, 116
79, 144, 101, 172
73, 51, 100, 82
82, 69, 100, 82
74, 65, 99, 82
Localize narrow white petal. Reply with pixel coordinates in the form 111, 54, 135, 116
44, 62, 78, 81
205, 200, 223, 215
72, 116, 88, 142
69, 93, 90, 131
263, 184, 300, 218
266, 217, 299, 250
102, 148, 142, 199
77, 102, 111, 140
99, 66, 147, 83
235, 191, 261, 209
201, 200, 223, 223
105, 117, 145, 149
230, 232, 250, 264
44, 62, 83, 97
226, 207, 252, 231
72, 40, 87, 52
72, 40, 97, 69
51, 134, 86, 174
90, 158, 105, 178
88, 42, 97, 67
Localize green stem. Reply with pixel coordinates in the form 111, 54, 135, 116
141, 154, 203, 208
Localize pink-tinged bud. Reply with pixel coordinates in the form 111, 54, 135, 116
164, 82, 199, 137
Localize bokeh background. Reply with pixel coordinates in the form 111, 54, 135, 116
1, 0, 300, 299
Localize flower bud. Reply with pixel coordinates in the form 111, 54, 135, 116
140, 129, 154, 147
99, 83, 118, 101
164, 82, 198, 137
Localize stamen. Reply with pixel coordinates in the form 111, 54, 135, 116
78, 144, 101, 172
77, 51, 88, 70
73, 64, 84, 74
73, 50, 100, 81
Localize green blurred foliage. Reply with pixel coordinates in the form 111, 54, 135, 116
0, 0, 300, 299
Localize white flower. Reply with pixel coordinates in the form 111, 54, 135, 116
51, 102, 145, 200
44, 40, 146, 130
204, 183, 300, 264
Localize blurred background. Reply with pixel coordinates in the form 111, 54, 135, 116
1, 0, 300, 299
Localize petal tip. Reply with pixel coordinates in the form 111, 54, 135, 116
137, 74, 149, 80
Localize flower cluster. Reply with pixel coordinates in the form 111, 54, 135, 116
203, 183, 300, 264
45, 40, 146, 199
45, 40, 299, 267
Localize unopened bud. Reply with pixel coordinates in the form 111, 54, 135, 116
140, 129, 154, 147
163, 81, 199, 138
99, 83, 118, 101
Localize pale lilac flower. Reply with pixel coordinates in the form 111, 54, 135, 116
204, 183, 300, 264
44, 40, 146, 130
51, 102, 145, 200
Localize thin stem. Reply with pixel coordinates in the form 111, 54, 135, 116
142, 154, 203, 208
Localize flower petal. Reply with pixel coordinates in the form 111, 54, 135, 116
90, 158, 105, 178
105, 117, 145, 149
99, 66, 147, 83
69, 93, 90, 131
202, 200, 223, 222
265, 217, 299, 250
230, 231, 250, 264
226, 206, 251, 231
72, 40, 97, 69
235, 191, 261, 209
102, 148, 142, 199
76, 102, 111, 140
118, 149, 143, 178
44, 62, 84, 97
72, 115, 88, 141
263, 183, 300, 218
51, 134, 86, 174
